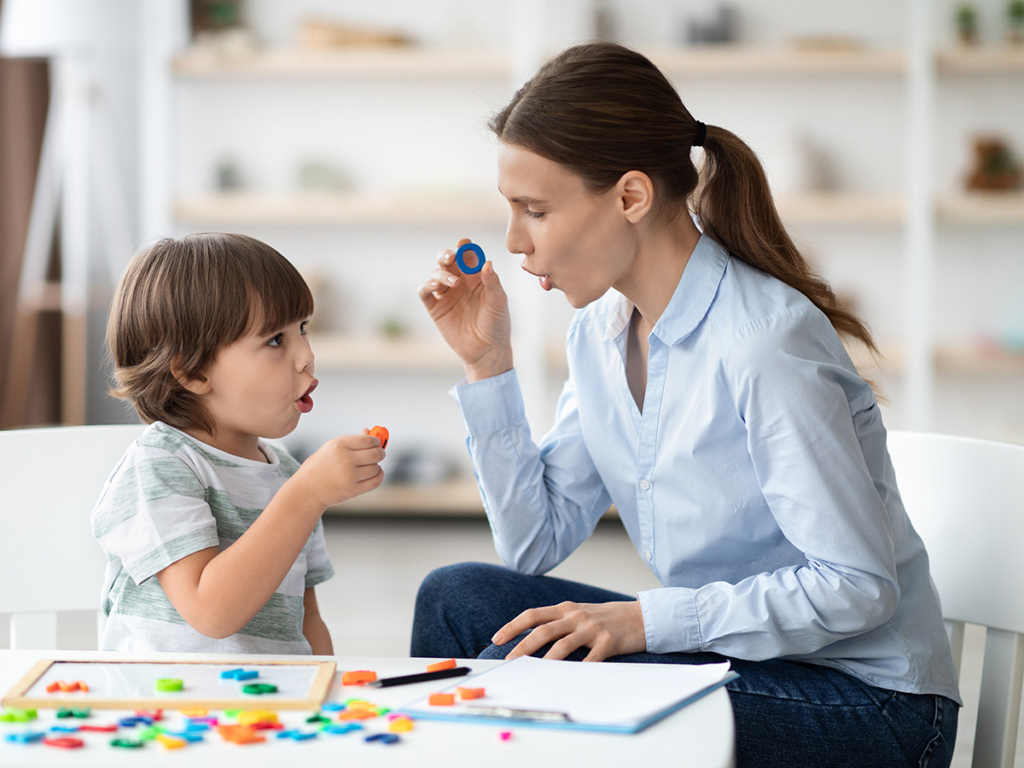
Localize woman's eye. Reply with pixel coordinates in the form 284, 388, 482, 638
526, 209, 546, 220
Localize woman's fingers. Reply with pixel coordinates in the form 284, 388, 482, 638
492, 604, 567, 646
505, 617, 578, 660
497, 601, 646, 662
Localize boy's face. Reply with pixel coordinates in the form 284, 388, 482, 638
195, 317, 316, 454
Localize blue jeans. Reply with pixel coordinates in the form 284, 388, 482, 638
411, 563, 958, 768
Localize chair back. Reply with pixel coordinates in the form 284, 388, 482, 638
888, 430, 1024, 768
0, 424, 144, 649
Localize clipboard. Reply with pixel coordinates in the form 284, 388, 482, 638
397, 656, 737, 734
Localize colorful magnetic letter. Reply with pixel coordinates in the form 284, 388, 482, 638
369, 425, 389, 449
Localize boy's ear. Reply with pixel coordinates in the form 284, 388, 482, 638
170, 358, 211, 395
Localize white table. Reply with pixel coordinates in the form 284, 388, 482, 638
0, 651, 734, 767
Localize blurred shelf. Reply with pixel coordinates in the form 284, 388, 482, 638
308, 333, 463, 374
327, 478, 484, 516
935, 347, 1024, 374
548, 340, 1024, 377
173, 45, 913, 81
173, 46, 512, 80
170, 45, 1024, 81
847, 343, 1024, 375
938, 46, 1024, 74
177, 192, 1024, 228
777, 193, 904, 224
938, 193, 1024, 224
176, 191, 912, 227
648, 46, 904, 77
174, 192, 507, 226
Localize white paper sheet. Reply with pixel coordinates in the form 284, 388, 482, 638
399, 656, 734, 732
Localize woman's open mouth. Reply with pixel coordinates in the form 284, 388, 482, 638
297, 379, 318, 414
521, 263, 552, 291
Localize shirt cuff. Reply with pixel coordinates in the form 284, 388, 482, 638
305, 562, 335, 589
638, 587, 703, 655
448, 368, 527, 437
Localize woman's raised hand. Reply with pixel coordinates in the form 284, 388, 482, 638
418, 238, 513, 382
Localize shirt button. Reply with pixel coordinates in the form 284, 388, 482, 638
639, 479, 650, 490
645, 550, 653, 561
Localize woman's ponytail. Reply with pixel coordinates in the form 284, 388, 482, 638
694, 125, 877, 354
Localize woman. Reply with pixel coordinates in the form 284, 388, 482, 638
414, 42, 959, 767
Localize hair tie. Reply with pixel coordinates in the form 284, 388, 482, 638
693, 121, 707, 148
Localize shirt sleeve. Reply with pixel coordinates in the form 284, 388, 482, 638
304, 520, 335, 588
639, 309, 900, 658
450, 368, 612, 576
91, 447, 221, 586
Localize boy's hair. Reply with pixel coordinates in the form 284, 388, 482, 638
108, 233, 314, 434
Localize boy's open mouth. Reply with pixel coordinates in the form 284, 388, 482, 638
297, 379, 318, 414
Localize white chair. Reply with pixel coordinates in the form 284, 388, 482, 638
0, 424, 144, 649
888, 430, 1024, 768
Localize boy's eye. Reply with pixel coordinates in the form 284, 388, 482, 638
300, 321, 308, 335
267, 334, 283, 347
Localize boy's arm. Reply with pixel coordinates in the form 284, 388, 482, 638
157, 434, 382, 640
302, 587, 334, 655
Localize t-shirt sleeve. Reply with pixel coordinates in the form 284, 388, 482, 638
91, 446, 221, 586
304, 520, 334, 588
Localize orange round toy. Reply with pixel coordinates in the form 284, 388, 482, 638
369, 426, 389, 449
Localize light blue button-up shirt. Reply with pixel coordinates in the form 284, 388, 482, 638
451, 234, 960, 702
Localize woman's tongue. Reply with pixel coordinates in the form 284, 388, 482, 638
539, 275, 552, 291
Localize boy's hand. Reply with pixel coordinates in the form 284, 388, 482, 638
294, 431, 385, 509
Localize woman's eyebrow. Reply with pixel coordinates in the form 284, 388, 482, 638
506, 194, 548, 205
497, 186, 547, 205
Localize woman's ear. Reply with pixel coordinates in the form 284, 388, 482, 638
618, 171, 654, 223
170, 358, 211, 395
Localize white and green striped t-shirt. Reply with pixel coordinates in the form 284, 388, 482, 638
91, 422, 334, 654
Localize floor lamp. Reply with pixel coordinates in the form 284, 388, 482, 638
0, 0, 133, 427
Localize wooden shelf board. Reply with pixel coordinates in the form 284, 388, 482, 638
177, 192, 1024, 228
648, 46, 904, 77
938, 46, 1024, 73
307, 334, 463, 373
777, 193, 904, 224
938, 193, 1024, 224
935, 347, 1024, 374
174, 45, 913, 81
173, 46, 512, 80
853, 343, 1024, 375
327, 479, 483, 516
175, 192, 910, 227
174, 192, 507, 226
549, 340, 1024, 377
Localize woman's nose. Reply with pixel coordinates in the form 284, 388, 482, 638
506, 216, 532, 255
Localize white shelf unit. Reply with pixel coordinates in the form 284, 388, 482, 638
153, 2, 1024, 514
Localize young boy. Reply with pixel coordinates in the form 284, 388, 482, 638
91, 233, 385, 654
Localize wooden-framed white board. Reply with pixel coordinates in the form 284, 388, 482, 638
2, 659, 335, 711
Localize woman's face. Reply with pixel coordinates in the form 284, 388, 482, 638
497, 142, 635, 309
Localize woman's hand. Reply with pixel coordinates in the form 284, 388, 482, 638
492, 601, 647, 662
418, 238, 513, 382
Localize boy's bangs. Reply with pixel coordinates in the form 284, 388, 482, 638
249, 260, 315, 336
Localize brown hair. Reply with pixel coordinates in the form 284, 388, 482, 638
107, 233, 314, 433
489, 42, 877, 356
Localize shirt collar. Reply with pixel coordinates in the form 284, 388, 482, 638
603, 234, 730, 345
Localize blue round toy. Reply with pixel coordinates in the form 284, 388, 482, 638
455, 242, 486, 275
